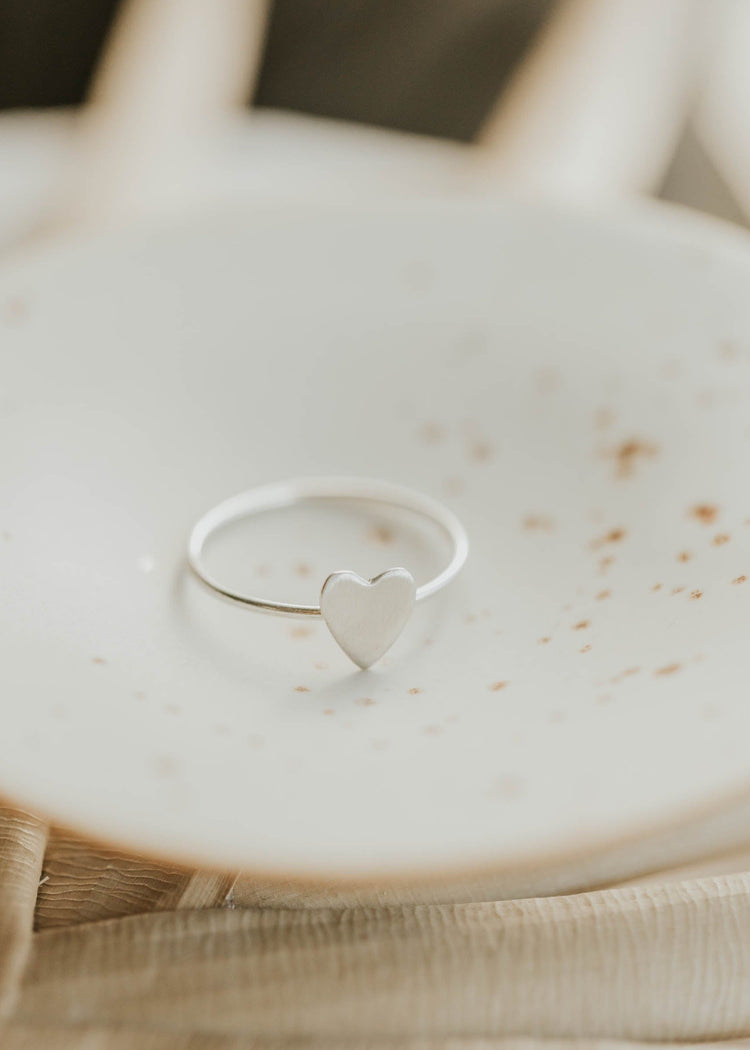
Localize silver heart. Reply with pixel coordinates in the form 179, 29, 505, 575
320, 568, 416, 669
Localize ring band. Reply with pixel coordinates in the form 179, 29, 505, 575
187, 476, 469, 668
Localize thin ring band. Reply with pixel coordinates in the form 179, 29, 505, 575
187, 476, 469, 618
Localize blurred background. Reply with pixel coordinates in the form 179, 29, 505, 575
1, 0, 749, 247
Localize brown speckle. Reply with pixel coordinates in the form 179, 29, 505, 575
697, 389, 716, 409
652, 583, 662, 592
456, 331, 489, 361
418, 421, 445, 444
322, 709, 334, 717
713, 533, 730, 546
732, 575, 747, 585
522, 514, 555, 531
290, 625, 312, 639
247, 734, 264, 748
368, 523, 395, 545
490, 681, 509, 692
356, 697, 377, 707
151, 755, 176, 778
535, 368, 561, 393
408, 687, 422, 695
655, 663, 681, 677
595, 589, 612, 601
134, 691, 146, 701
610, 667, 641, 685
608, 438, 657, 479
580, 644, 592, 653
294, 685, 310, 693
661, 359, 682, 380
596, 693, 613, 705
718, 339, 739, 361
591, 527, 626, 550
594, 408, 615, 430
690, 503, 719, 525
92, 657, 107, 666
295, 562, 312, 578
672, 586, 685, 595
487, 774, 524, 801
538, 636, 551, 645
677, 551, 692, 563
423, 725, 442, 736
689, 589, 703, 600
3, 295, 29, 323
468, 439, 494, 463
573, 620, 590, 631
443, 476, 465, 497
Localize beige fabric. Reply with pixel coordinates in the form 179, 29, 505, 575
0, 808, 47, 1020
35, 830, 233, 929
12, 876, 750, 1042
3, 805, 750, 1045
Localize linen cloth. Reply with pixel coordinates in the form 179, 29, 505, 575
3, 804, 750, 1047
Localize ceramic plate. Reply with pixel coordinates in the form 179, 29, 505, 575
3, 198, 750, 883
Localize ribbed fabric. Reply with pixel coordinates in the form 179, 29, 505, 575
2, 805, 750, 1044
0, 808, 47, 1020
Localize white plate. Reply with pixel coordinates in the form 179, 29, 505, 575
3, 198, 750, 884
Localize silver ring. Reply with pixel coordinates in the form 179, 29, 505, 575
187, 476, 469, 669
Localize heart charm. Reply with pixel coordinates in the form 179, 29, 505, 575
320, 568, 416, 669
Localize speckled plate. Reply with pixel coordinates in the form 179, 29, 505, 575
3, 197, 750, 885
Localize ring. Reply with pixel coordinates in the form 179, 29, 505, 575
187, 477, 469, 669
